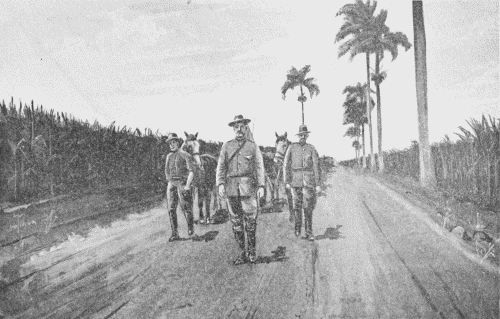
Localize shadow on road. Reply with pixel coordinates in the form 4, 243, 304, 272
315, 225, 343, 241
191, 231, 219, 242
209, 209, 229, 224
256, 246, 289, 264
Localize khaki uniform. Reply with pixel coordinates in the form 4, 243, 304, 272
165, 149, 196, 236
216, 138, 265, 259
283, 142, 320, 237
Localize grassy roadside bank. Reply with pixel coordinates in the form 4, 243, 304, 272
351, 167, 500, 267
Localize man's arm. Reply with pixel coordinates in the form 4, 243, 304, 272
216, 143, 228, 187
312, 147, 321, 187
283, 145, 292, 186
183, 152, 195, 189
254, 145, 265, 188
164, 153, 172, 182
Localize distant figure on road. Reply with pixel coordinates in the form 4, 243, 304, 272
284, 125, 321, 241
164, 133, 196, 241
216, 115, 265, 264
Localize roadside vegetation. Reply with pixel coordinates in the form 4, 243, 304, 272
336, 0, 498, 265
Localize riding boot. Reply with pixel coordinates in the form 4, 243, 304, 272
294, 209, 302, 237
232, 222, 245, 249
198, 196, 205, 224
232, 222, 247, 265
304, 209, 314, 241
286, 190, 294, 222
187, 209, 194, 236
168, 210, 179, 241
205, 196, 211, 224
246, 218, 257, 263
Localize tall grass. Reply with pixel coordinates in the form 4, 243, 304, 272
382, 115, 500, 211
0, 98, 221, 204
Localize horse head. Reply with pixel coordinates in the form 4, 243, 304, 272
183, 131, 202, 167
274, 132, 290, 164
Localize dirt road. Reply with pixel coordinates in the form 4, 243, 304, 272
1, 168, 499, 318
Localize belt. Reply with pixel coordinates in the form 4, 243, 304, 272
292, 168, 312, 171
171, 176, 186, 181
228, 173, 252, 178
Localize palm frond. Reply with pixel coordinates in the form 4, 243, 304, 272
281, 80, 298, 99
303, 78, 320, 98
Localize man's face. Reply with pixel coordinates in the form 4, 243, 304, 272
169, 140, 179, 151
233, 122, 247, 139
298, 133, 309, 144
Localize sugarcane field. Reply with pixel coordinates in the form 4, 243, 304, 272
0, 0, 498, 318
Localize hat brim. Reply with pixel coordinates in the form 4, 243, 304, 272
166, 137, 183, 144
228, 119, 251, 127
296, 131, 311, 135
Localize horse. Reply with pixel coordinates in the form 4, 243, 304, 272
182, 132, 218, 225
262, 132, 293, 216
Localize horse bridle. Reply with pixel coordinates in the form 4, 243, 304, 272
274, 140, 289, 163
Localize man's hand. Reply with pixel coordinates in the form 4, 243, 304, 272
257, 186, 265, 199
285, 184, 291, 190
183, 185, 191, 192
315, 186, 322, 193
218, 184, 226, 198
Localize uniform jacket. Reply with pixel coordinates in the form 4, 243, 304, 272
216, 138, 265, 197
165, 149, 195, 184
283, 142, 320, 188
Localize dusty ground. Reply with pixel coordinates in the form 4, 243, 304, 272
1, 168, 499, 318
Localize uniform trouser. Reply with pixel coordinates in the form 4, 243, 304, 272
167, 181, 194, 235
227, 193, 258, 256
291, 187, 317, 236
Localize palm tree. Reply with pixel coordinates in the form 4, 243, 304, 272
344, 126, 361, 165
281, 65, 320, 125
368, 10, 412, 172
412, 1, 436, 187
335, 0, 377, 171
342, 82, 374, 168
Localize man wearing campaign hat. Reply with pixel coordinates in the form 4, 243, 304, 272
283, 124, 321, 241
164, 132, 196, 241
216, 115, 266, 264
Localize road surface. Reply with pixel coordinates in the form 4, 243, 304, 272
2, 168, 499, 318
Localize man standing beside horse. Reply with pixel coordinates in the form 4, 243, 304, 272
284, 125, 321, 241
164, 132, 196, 242
216, 115, 265, 264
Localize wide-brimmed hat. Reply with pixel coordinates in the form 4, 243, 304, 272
296, 124, 311, 136
228, 114, 251, 127
165, 132, 183, 144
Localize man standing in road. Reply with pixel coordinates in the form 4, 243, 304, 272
216, 115, 265, 264
284, 125, 321, 241
165, 132, 196, 242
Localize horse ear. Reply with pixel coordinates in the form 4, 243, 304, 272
275, 132, 279, 138
184, 131, 188, 137
195, 132, 198, 138
284, 132, 287, 138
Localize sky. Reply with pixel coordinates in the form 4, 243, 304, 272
0, 0, 498, 160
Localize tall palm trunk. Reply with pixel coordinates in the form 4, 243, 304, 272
361, 124, 366, 168
356, 129, 360, 166
366, 53, 374, 171
375, 52, 384, 172
412, 1, 436, 187
300, 85, 305, 125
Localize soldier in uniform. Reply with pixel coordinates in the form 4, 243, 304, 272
164, 132, 196, 241
283, 125, 321, 241
216, 115, 265, 264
